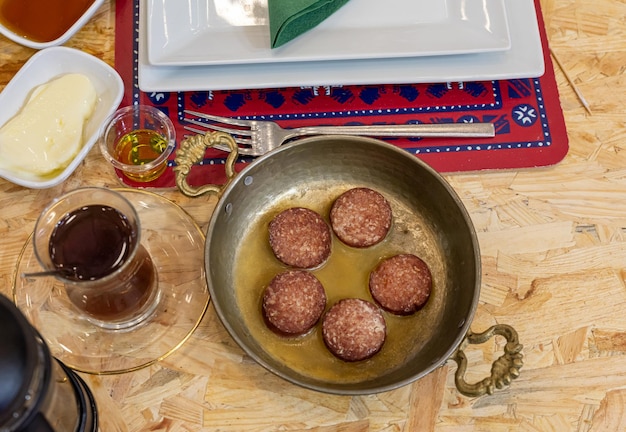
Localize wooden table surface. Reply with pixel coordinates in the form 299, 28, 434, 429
1, 0, 625, 430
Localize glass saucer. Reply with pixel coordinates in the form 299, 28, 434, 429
12, 189, 209, 375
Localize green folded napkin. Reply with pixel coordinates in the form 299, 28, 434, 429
268, 0, 351, 48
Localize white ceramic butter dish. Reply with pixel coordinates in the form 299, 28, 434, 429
0, 46, 124, 189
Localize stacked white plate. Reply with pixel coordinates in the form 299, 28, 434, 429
138, 0, 545, 92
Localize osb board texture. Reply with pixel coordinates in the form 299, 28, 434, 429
1, 0, 626, 430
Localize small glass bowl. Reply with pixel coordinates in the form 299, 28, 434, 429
99, 105, 176, 183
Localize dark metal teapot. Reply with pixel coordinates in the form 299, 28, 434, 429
0, 294, 97, 431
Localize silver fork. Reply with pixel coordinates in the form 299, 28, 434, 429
183, 110, 495, 156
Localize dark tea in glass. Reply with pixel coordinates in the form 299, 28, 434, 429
34, 188, 160, 329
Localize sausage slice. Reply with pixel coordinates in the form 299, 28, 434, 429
262, 270, 327, 336
369, 254, 432, 315
330, 187, 392, 248
322, 298, 387, 362
268, 207, 332, 269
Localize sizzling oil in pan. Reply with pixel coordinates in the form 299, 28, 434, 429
233, 183, 447, 384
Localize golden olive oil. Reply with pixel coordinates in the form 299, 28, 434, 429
233, 186, 447, 384
114, 129, 169, 182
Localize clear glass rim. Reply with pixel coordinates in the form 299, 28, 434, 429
33, 187, 142, 285
99, 105, 176, 172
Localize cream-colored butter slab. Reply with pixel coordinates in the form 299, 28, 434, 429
0, 74, 97, 177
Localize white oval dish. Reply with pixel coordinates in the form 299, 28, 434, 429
0, 0, 105, 49
0, 46, 124, 189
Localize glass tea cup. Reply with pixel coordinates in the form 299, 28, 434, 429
33, 187, 160, 330
99, 105, 176, 183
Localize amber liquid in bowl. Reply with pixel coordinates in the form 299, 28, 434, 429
114, 129, 170, 182
0, 0, 94, 42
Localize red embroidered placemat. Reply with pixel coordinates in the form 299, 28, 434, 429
114, 0, 568, 189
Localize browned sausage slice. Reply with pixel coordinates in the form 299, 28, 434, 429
322, 298, 387, 362
262, 270, 327, 336
369, 254, 432, 315
330, 187, 392, 248
268, 207, 332, 269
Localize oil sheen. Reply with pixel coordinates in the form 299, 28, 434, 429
0, 0, 94, 42
233, 185, 447, 384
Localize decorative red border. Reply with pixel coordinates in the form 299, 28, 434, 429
114, 0, 568, 188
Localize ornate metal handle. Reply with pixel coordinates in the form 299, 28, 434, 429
452, 324, 523, 397
173, 132, 239, 197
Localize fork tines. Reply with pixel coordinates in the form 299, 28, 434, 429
183, 110, 252, 146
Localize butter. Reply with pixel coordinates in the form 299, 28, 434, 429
0, 73, 97, 177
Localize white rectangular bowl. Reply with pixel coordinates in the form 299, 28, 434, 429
0, 46, 124, 189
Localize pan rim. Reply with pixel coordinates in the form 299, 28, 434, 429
205, 135, 481, 395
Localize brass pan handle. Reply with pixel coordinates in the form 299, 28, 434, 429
452, 324, 523, 397
173, 131, 239, 197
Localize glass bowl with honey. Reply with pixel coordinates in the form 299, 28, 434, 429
0, 0, 105, 49
100, 105, 176, 183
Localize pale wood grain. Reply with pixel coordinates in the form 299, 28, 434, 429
0, 0, 625, 430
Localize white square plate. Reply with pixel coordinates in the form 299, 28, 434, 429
146, 0, 511, 66
138, 0, 543, 92
0, 47, 124, 189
